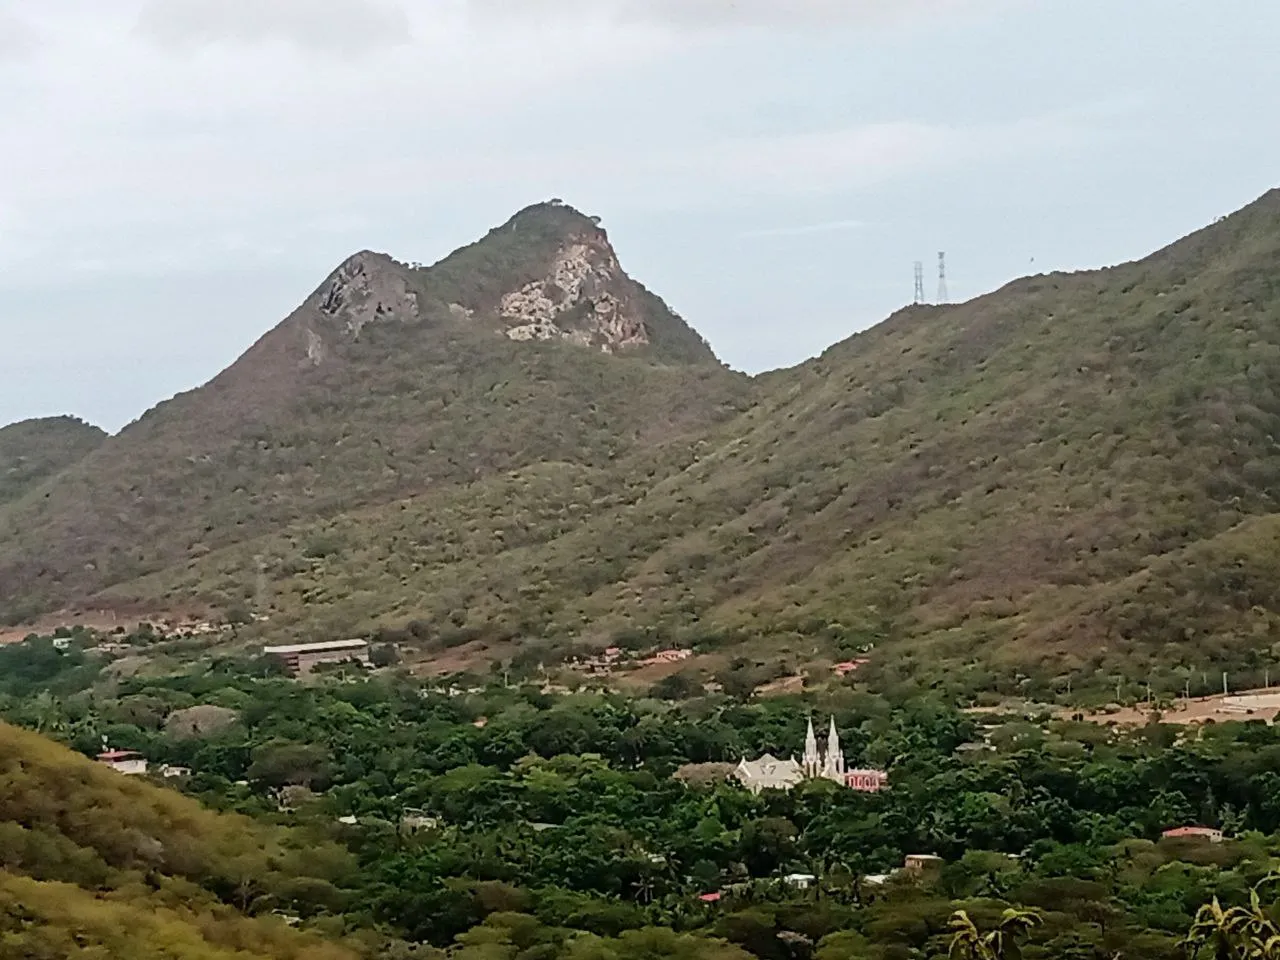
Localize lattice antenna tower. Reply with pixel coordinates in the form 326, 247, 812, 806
913, 261, 925, 304
937, 252, 949, 304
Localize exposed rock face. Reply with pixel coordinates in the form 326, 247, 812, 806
316, 251, 420, 339
500, 239, 649, 353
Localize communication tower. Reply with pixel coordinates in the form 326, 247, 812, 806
937, 252, 949, 304
913, 261, 925, 304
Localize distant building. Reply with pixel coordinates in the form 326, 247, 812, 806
699, 892, 723, 903
734, 718, 885, 794
783, 873, 817, 890
903, 854, 944, 872
263, 639, 370, 677
734, 754, 806, 794
96, 749, 148, 776
159, 764, 191, 779
640, 649, 692, 666
1162, 826, 1224, 843
846, 769, 890, 792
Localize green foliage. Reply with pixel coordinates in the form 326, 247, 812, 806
0, 416, 104, 507
8, 193, 1280, 687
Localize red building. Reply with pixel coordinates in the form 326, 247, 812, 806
845, 769, 889, 792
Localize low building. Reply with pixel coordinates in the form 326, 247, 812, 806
263, 639, 370, 677
903, 854, 944, 872
733, 754, 806, 794
783, 873, 817, 890
159, 764, 191, 779
96, 749, 148, 776
1162, 826, 1224, 843
846, 769, 889, 792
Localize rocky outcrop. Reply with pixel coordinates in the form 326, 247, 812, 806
500, 240, 649, 353
316, 251, 420, 340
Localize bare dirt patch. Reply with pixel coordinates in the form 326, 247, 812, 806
1070, 688, 1280, 726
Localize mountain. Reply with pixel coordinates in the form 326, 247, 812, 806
0, 202, 752, 625
0, 416, 105, 506
0, 721, 357, 958
6, 191, 1280, 687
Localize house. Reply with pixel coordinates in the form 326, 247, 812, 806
639, 649, 692, 666
401, 809, 441, 832
846, 769, 889, 792
903, 854, 944, 872
783, 874, 817, 890
159, 764, 191, 779
263, 639, 370, 677
52, 637, 72, 652
1162, 826, 1224, 843
96, 750, 148, 776
698, 892, 723, 903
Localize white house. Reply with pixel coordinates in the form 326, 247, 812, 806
96, 749, 148, 776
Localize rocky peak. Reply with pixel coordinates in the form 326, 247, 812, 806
314, 250, 420, 341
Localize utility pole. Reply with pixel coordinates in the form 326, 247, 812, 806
1115, 677, 1122, 703
1185, 678, 1191, 701
1223, 671, 1229, 697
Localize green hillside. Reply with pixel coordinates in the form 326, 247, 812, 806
5, 191, 1280, 689
0, 721, 358, 959
0, 416, 105, 506
0, 204, 750, 625
94, 190, 1280, 689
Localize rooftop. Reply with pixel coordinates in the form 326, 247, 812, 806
263, 639, 369, 655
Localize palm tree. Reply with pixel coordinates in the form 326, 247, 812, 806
1186, 898, 1243, 960
1184, 877, 1280, 960
948, 908, 1042, 960
948, 910, 986, 960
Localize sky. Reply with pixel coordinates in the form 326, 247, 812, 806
1, 0, 1278, 433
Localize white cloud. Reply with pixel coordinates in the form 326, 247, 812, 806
468, 0, 1001, 29
0, 8, 38, 60
739, 219, 867, 239
135, 0, 412, 57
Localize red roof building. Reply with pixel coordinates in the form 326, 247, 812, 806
845, 769, 889, 792
1162, 826, 1224, 843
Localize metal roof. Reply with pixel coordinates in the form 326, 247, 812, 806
263, 639, 369, 655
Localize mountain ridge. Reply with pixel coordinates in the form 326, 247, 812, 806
0, 201, 751, 625
6, 190, 1280, 689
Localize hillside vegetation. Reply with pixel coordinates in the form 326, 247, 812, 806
0, 204, 750, 624
0, 416, 104, 506
6, 192, 1280, 687
0, 721, 358, 958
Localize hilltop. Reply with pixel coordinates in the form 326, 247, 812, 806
0, 202, 751, 625
5, 191, 1280, 689
0, 416, 104, 506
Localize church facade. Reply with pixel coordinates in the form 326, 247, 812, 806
734, 717, 886, 794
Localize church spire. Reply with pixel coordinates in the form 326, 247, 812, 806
803, 716, 821, 776
825, 716, 845, 779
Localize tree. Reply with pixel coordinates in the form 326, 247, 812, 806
947, 909, 1041, 960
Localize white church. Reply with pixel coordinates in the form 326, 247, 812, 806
733, 717, 887, 795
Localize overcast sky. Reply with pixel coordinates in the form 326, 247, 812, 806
1, 0, 1277, 432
